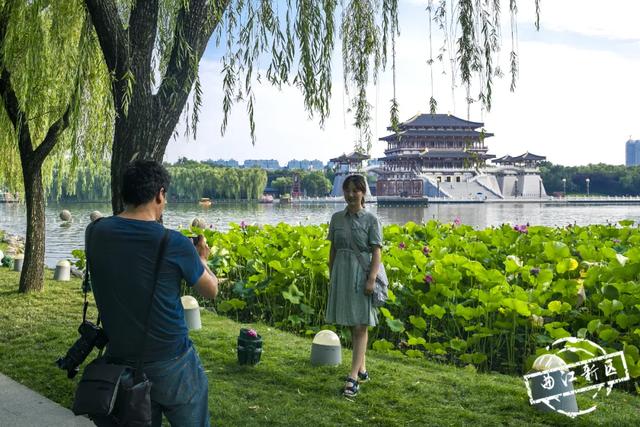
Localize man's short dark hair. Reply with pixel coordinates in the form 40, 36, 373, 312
121, 160, 171, 207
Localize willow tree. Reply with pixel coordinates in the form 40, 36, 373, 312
84, 0, 539, 214
0, 0, 112, 292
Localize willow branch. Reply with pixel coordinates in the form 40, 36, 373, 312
156, 0, 229, 122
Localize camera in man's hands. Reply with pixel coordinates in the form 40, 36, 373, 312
56, 321, 108, 379
190, 236, 200, 246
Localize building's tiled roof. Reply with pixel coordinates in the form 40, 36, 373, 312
493, 152, 546, 163
513, 152, 546, 162
381, 151, 471, 160
385, 113, 485, 131
380, 129, 493, 141
493, 155, 515, 163
329, 151, 370, 163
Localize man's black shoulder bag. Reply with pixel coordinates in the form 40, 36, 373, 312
72, 221, 170, 427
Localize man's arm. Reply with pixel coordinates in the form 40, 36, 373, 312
193, 236, 218, 299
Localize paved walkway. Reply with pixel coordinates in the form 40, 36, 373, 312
0, 373, 93, 427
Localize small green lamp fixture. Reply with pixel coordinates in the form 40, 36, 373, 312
237, 328, 262, 365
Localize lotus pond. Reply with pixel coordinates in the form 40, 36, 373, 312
176, 219, 640, 388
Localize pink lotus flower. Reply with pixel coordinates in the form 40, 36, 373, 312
424, 274, 434, 284
398, 242, 406, 249
240, 221, 247, 229
422, 246, 431, 256
513, 224, 528, 234
246, 329, 258, 338
453, 217, 461, 226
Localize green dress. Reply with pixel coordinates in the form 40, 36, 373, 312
325, 207, 382, 327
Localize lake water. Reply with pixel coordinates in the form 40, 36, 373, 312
2, 201, 640, 267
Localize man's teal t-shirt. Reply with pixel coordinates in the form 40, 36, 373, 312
87, 216, 204, 362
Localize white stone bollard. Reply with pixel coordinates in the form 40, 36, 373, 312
181, 295, 202, 330
89, 211, 103, 222
13, 254, 24, 272
311, 330, 342, 366
191, 218, 207, 229
59, 210, 72, 221
54, 260, 71, 281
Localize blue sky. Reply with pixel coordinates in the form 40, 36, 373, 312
164, 0, 640, 166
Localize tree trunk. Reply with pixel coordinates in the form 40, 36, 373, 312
18, 165, 46, 293
110, 108, 165, 214
84, 1, 227, 214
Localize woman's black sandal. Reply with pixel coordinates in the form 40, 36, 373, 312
357, 370, 370, 382
343, 377, 359, 397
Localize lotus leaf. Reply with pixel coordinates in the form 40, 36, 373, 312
282, 284, 304, 304
598, 299, 624, 317
587, 319, 602, 334
602, 284, 620, 300
555, 258, 578, 274
504, 256, 523, 273
409, 315, 427, 330
217, 298, 246, 313
386, 318, 405, 333
407, 336, 427, 347
624, 344, 640, 362
422, 304, 446, 319
547, 300, 571, 314
288, 315, 303, 325
599, 327, 620, 342
455, 304, 481, 320
502, 298, 531, 317
544, 241, 571, 261
459, 352, 488, 365
448, 338, 468, 352
544, 325, 571, 339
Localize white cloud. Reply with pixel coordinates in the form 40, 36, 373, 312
516, 0, 640, 40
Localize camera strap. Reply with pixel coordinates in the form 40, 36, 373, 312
83, 217, 104, 324
135, 229, 170, 383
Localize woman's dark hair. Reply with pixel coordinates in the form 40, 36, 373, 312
121, 160, 171, 207
342, 174, 367, 207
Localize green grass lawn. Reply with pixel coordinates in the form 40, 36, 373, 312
0, 268, 639, 426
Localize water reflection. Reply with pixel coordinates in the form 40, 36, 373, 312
1, 201, 639, 267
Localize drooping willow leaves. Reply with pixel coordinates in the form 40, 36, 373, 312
212, 0, 539, 154
0, 0, 113, 195
1, 0, 542, 188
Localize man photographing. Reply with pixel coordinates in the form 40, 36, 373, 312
86, 160, 217, 426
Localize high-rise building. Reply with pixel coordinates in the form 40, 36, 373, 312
625, 139, 640, 166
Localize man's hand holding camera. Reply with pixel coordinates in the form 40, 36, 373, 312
192, 234, 219, 299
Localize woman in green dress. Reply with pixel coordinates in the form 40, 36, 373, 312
326, 174, 383, 397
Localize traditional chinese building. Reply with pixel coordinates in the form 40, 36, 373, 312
375, 113, 547, 203
491, 152, 547, 198
376, 113, 500, 203
329, 152, 371, 196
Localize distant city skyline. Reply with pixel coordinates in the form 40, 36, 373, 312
164, 0, 640, 167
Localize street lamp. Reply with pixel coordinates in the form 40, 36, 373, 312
585, 178, 590, 197
436, 176, 441, 198
561, 178, 566, 197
